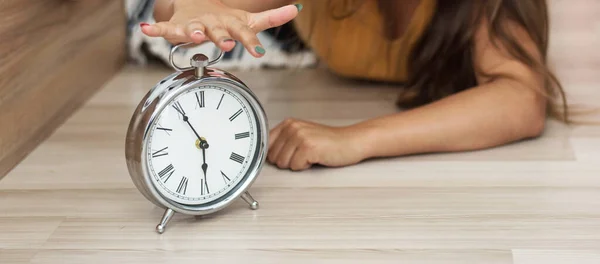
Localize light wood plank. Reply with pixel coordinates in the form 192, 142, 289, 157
513, 250, 600, 264
3, 187, 600, 219
0, 189, 158, 218
0, 249, 37, 264
0, 217, 63, 249
570, 138, 600, 161
39, 213, 600, 250
29, 249, 513, 264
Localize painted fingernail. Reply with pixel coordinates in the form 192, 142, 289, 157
294, 3, 303, 11
255, 46, 266, 55
140, 22, 149, 28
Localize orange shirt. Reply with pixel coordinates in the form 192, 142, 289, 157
293, 0, 436, 83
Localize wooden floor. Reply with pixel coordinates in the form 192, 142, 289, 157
2, 1, 600, 263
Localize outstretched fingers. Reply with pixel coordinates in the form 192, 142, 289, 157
140, 4, 302, 55
200, 16, 237, 52
141, 22, 189, 44
248, 4, 301, 32
184, 20, 207, 43
227, 19, 266, 57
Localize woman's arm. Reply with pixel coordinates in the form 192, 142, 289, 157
355, 20, 547, 158
267, 19, 547, 170
356, 78, 545, 158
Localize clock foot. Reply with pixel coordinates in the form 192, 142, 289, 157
241, 191, 259, 210
156, 208, 175, 234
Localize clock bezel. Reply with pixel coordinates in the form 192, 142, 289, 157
125, 68, 268, 216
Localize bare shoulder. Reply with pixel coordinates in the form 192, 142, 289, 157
471, 15, 545, 91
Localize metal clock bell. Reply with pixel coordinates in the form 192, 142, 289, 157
125, 42, 268, 234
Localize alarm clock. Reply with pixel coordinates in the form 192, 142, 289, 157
125, 42, 268, 234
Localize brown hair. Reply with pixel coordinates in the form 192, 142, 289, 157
315, 0, 569, 122
389, 0, 568, 122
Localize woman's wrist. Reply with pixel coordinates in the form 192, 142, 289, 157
344, 114, 420, 160
340, 122, 382, 161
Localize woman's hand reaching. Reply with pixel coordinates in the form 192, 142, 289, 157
267, 118, 368, 171
142, 0, 302, 57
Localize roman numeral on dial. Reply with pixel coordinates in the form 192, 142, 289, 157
235, 132, 250, 140
221, 171, 230, 183
158, 164, 175, 183
176, 177, 188, 195
172, 101, 186, 119
229, 109, 243, 122
230, 152, 245, 164
152, 147, 168, 158
157, 125, 172, 135
200, 179, 210, 195
196, 91, 205, 108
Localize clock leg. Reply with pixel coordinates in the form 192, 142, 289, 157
156, 208, 175, 234
241, 191, 259, 210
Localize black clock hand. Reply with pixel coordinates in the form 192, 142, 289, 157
186, 121, 202, 141
199, 138, 209, 194
171, 103, 202, 141
172, 102, 209, 194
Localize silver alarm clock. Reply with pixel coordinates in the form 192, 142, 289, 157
125, 42, 268, 234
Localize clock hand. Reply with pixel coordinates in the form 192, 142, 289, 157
199, 138, 209, 194
172, 102, 210, 194
171, 103, 203, 142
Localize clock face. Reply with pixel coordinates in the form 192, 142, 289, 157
145, 84, 260, 205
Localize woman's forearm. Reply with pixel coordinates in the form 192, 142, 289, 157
153, 0, 174, 22
353, 79, 547, 159
153, 0, 295, 22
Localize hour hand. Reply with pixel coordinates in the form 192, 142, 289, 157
199, 139, 209, 194
201, 161, 209, 194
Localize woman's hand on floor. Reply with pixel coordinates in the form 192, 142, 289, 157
142, 0, 301, 57
267, 118, 367, 171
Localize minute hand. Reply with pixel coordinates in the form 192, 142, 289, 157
171, 104, 202, 141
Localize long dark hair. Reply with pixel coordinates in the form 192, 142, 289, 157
391, 0, 568, 122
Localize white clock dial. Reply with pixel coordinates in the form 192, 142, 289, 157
145, 85, 259, 205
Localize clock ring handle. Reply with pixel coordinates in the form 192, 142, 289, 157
169, 42, 224, 72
